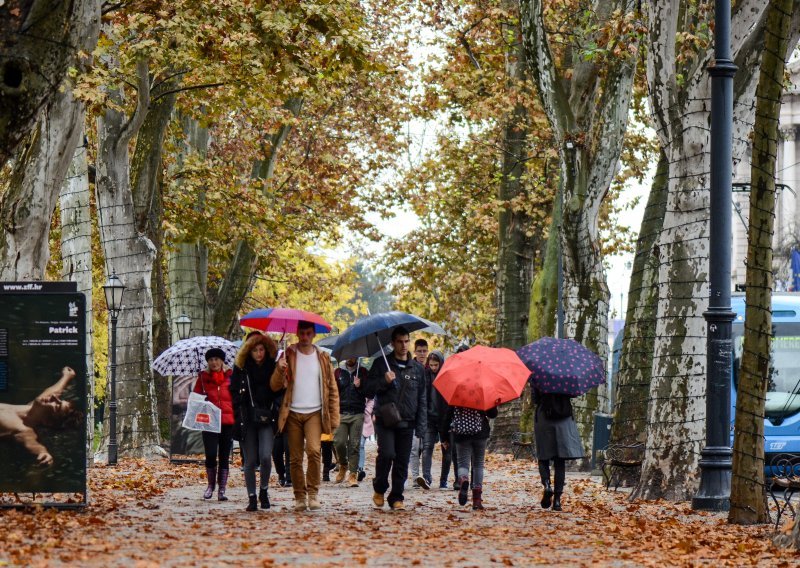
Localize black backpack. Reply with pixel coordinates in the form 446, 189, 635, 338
541, 394, 573, 420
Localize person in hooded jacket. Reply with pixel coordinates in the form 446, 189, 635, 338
333, 357, 368, 486
419, 350, 450, 489
194, 348, 235, 501
363, 326, 427, 511
230, 332, 281, 511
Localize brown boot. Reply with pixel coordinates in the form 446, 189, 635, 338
472, 486, 483, 510
335, 465, 347, 484
347, 471, 359, 487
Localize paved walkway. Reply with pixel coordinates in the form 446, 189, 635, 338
1, 446, 797, 567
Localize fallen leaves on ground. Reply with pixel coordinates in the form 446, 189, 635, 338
1, 452, 798, 566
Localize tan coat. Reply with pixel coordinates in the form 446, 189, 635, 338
270, 344, 340, 434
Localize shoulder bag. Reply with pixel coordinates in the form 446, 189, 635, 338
246, 372, 273, 427
377, 376, 408, 428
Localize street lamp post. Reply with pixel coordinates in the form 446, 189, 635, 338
175, 313, 192, 341
693, 0, 736, 511
103, 271, 125, 466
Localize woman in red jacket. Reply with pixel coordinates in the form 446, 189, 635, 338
194, 348, 235, 500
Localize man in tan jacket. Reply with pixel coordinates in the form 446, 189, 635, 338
271, 320, 340, 511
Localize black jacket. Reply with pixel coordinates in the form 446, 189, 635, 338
230, 358, 281, 425
335, 365, 368, 415
440, 406, 498, 442
365, 353, 427, 432
425, 367, 448, 427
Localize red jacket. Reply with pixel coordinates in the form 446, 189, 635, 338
194, 369, 235, 425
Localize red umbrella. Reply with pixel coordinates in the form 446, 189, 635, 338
239, 307, 332, 334
433, 345, 531, 411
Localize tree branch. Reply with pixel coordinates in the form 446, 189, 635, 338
520, 0, 574, 138
118, 58, 150, 145
150, 82, 225, 104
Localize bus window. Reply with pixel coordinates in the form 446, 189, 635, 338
734, 325, 800, 424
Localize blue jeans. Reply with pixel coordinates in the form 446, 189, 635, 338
421, 429, 450, 484
242, 423, 274, 495
358, 435, 367, 470
455, 437, 487, 488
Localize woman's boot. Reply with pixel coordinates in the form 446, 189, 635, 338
259, 487, 270, 509
472, 486, 483, 510
203, 467, 216, 499
552, 492, 563, 511
540, 480, 553, 509
246, 494, 258, 512
217, 469, 229, 501
458, 475, 470, 506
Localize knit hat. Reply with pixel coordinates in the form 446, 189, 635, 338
205, 348, 226, 362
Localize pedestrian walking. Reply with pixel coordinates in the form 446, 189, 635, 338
272, 387, 291, 487
357, 398, 375, 481
409, 339, 429, 487
195, 348, 235, 501
321, 432, 335, 481
230, 332, 280, 511
533, 388, 583, 511
271, 320, 340, 512
440, 405, 497, 510
363, 326, 427, 511
333, 357, 368, 486
419, 350, 450, 490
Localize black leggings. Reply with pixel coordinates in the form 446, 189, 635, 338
202, 425, 233, 470
538, 458, 566, 492
273, 432, 290, 480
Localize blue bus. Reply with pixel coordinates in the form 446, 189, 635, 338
732, 293, 800, 460
610, 293, 800, 458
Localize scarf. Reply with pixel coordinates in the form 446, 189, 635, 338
208, 370, 226, 386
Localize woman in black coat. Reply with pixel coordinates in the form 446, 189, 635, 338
533, 388, 583, 511
230, 332, 281, 511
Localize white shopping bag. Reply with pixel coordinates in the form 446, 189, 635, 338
182, 392, 222, 433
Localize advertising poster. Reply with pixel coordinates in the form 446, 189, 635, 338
169, 375, 205, 460
0, 283, 87, 495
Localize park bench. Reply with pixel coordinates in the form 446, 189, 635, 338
600, 443, 645, 490
768, 453, 800, 529
511, 432, 536, 460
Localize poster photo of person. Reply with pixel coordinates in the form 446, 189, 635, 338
0, 291, 87, 494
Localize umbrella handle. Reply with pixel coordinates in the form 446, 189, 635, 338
377, 333, 391, 370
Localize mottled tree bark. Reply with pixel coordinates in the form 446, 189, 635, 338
0, 0, 95, 165
609, 149, 668, 447
634, 0, 777, 501
491, 10, 539, 453
520, 0, 640, 459
59, 123, 95, 464
95, 58, 162, 459
730, 0, 795, 526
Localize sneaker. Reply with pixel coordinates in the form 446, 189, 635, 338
439, 481, 449, 490
348, 472, 359, 487
372, 492, 385, 508
294, 498, 307, 512
357, 469, 366, 482
416, 476, 430, 490
390, 500, 406, 511
308, 496, 321, 511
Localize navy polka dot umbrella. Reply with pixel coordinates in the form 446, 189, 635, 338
516, 337, 605, 396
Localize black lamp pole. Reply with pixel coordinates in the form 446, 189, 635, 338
103, 271, 125, 466
693, 0, 736, 511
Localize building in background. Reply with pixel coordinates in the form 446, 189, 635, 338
732, 59, 800, 291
